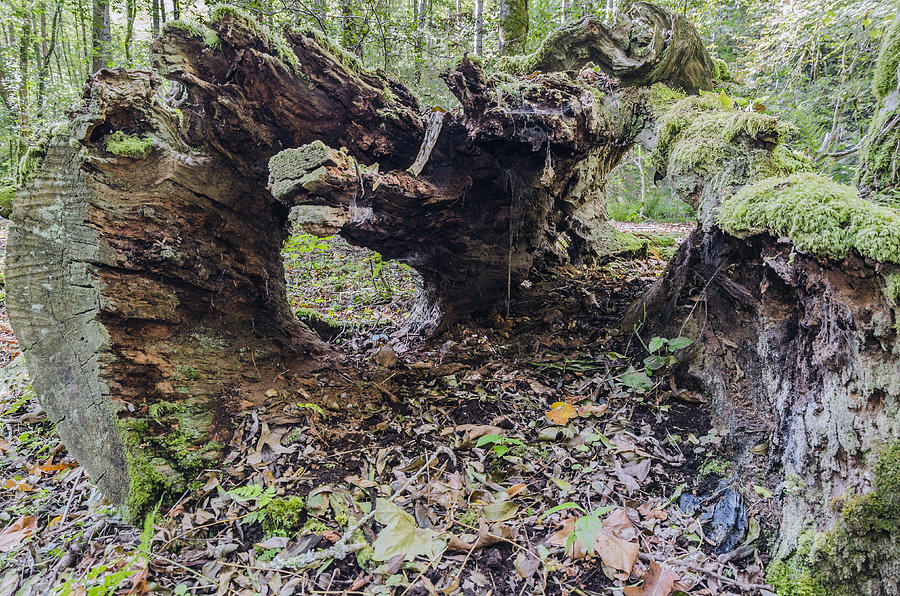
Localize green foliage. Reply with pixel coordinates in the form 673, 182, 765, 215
718, 172, 900, 265
105, 132, 154, 159
282, 228, 417, 331
0, 185, 15, 219
475, 433, 525, 457
873, 14, 900, 98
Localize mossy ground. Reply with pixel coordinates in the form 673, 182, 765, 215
105, 131, 155, 159
717, 172, 900, 265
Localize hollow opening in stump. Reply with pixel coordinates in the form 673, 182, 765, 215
282, 210, 423, 345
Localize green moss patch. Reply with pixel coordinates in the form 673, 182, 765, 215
873, 15, 900, 99
262, 496, 306, 537
717, 172, 900, 265
652, 95, 802, 179
807, 441, 900, 594
208, 4, 299, 71
0, 185, 15, 219
106, 131, 155, 159
17, 144, 47, 187
163, 19, 222, 49
118, 398, 223, 524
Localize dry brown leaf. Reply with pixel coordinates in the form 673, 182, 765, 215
624, 560, 679, 596
0, 517, 37, 553
448, 520, 509, 552
2, 479, 33, 492
507, 483, 527, 497
545, 513, 638, 573
546, 402, 577, 425
577, 404, 608, 417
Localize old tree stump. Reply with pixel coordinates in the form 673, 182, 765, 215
5, 1, 900, 592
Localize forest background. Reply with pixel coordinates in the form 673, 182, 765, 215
0, 0, 896, 222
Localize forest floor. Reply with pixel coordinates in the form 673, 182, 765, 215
0, 220, 779, 596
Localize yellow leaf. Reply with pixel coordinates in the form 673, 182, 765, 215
546, 402, 577, 425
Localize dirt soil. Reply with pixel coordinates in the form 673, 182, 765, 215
0, 219, 777, 595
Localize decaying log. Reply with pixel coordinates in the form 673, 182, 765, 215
498, 1, 715, 94
626, 94, 900, 594
6, 3, 713, 520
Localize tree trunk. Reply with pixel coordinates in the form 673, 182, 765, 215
7, 4, 714, 522
16, 11, 29, 158
622, 89, 900, 593
151, 0, 160, 39
124, 0, 136, 66
473, 0, 483, 55
90, 0, 110, 72
499, 0, 528, 55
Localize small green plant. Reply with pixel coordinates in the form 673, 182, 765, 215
475, 433, 525, 457
699, 457, 732, 481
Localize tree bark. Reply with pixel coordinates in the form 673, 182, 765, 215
90, 0, 110, 72
7, 4, 713, 521
499, 0, 528, 55
622, 92, 900, 593
473, 0, 483, 55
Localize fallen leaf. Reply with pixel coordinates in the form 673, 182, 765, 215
624, 560, 679, 596
546, 510, 638, 573
372, 499, 446, 562
507, 483, 527, 497
2, 479, 33, 492
482, 500, 518, 522
0, 517, 37, 553
256, 537, 289, 549
546, 402, 577, 425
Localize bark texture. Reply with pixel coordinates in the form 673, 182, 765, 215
6, 3, 713, 519
626, 96, 900, 594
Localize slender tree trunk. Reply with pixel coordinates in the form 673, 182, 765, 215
124, 0, 136, 66
560, 0, 567, 24
151, 0, 160, 38
474, 0, 483, 55
415, 0, 425, 82
173, 0, 180, 20
17, 9, 30, 158
160, 0, 166, 24
90, 0, 111, 72
499, 0, 527, 55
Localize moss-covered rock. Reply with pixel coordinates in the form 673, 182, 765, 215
106, 131, 155, 158
717, 172, 900, 265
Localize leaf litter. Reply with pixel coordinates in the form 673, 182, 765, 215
0, 221, 780, 595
